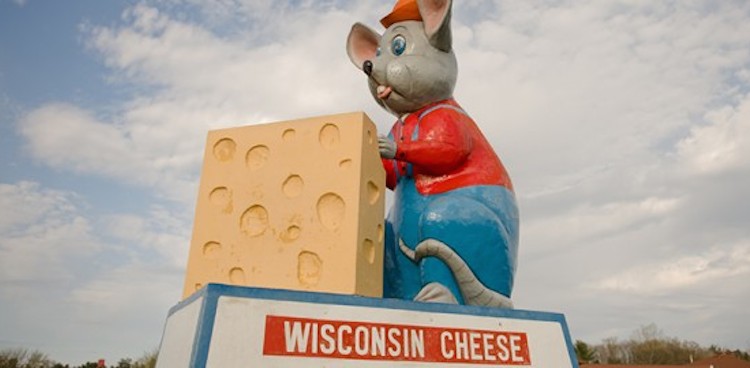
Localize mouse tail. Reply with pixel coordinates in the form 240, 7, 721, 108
399, 238, 513, 308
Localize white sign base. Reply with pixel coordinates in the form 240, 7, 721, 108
155, 284, 579, 368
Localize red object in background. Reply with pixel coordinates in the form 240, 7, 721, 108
97, 359, 105, 368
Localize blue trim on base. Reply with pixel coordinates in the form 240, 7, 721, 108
559, 313, 580, 368
167, 285, 207, 316
190, 287, 219, 368
170, 283, 562, 321
164, 284, 579, 368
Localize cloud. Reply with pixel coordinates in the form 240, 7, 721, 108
69, 262, 181, 319
18, 2, 392, 205
20, 0, 750, 208
84, 2, 368, 113
594, 242, 750, 294
525, 196, 682, 251
452, 1, 750, 197
20, 104, 141, 176
18, 101, 200, 203
101, 207, 190, 269
0, 181, 97, 286
0, 180, 189, 363
677, 92, 750, 175
449, 1, 750, 349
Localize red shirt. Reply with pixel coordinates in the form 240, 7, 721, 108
383, 98, 514, 195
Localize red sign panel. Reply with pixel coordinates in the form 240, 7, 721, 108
263, 315, 531, 365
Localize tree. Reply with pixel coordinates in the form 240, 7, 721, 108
72, 362, 98, 368
0, 348, 56, 368
575, 340, 598, 364
627, 324, 709, 364
590, 324, 712, 364
595, 337, 628, 364
132, 350, 156, 368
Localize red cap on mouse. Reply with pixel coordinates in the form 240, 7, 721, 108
380, 0, 422, 28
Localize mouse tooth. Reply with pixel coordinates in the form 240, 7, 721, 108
377, 85, 393, 99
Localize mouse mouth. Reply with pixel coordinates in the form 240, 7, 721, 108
376, 85, 393, 100
369, 75, 396, 100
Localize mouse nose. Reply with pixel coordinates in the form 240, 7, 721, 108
363, 60, 373, 76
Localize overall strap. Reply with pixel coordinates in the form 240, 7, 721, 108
418, 103, 468, 120
391, 118, 404, 182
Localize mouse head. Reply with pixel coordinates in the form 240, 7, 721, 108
347, 0, 457, 116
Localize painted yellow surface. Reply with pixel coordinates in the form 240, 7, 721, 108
182, 112, 386, 299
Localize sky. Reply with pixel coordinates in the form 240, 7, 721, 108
1, 0, 749, 364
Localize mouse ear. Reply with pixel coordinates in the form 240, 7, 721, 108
417, 0, 452, 52
347, 23, 381, 70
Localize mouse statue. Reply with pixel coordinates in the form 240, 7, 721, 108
346, 0, 520, 308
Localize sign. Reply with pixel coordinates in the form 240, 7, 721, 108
263, 315, 530, 365
156, 284, 578, 368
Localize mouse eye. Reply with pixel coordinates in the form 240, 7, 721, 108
376, 46, 381, 57
391, 35, 406, 56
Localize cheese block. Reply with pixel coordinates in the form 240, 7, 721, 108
182, 112, 386, 299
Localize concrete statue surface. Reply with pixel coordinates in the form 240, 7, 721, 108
347, 0, 520, 308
